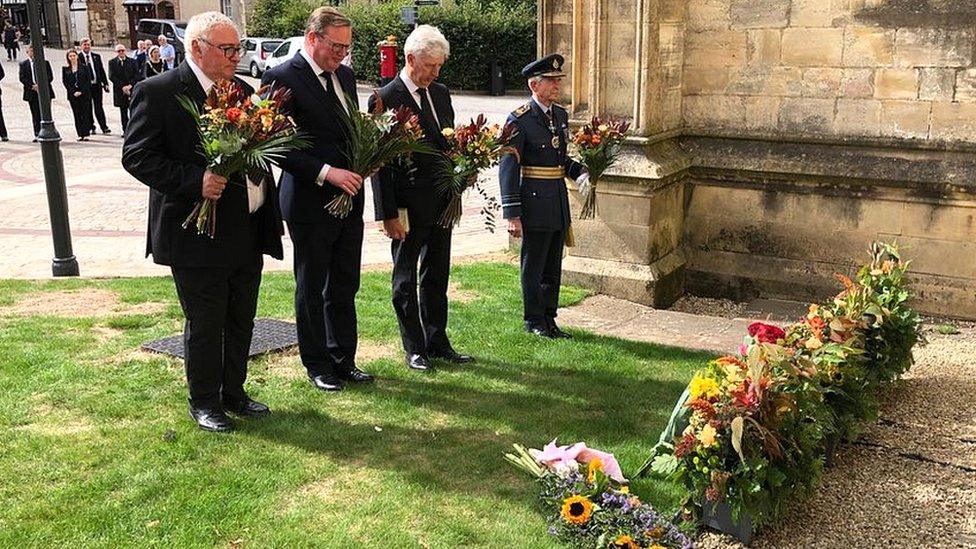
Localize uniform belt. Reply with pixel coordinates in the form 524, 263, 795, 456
521, 166, 565, 180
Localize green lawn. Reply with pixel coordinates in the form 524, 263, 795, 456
0, 262, 707, 547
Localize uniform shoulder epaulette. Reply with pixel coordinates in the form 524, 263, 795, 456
513, 103, 532, 118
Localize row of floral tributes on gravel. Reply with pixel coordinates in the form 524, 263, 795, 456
637, 241, 924, 542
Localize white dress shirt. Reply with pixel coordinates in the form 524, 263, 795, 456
185, 57, 266, 213
399, 68, 439, 127
83, 50, 98, 84
299, 48, 350, 187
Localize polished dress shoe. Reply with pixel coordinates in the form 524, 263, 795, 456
547, 320, 572, 339
406, 353, 433, 371
189, 406, 234, 432
309, 373, 343, 392
339, 366, 375, 383
525, 323, 556, 339
430, 348, 475, 364
223, 397, 271, 418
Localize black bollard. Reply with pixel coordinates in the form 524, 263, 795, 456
27, 0, 79, 276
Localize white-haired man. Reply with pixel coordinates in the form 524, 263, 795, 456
368, 24, 472, 372
158, 35, 176, 69
262, 6, 374, 392
122, 12, 284, 432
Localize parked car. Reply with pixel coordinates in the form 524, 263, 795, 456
237, 37, 283, 78
135, 19, 186, 64
264, 37, 303, 72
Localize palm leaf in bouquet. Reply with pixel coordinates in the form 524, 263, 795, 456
572, 116, 630, 220
325, 93, 435, 218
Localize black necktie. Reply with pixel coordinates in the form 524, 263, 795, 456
417, 87, 437, 129
320, 70, 339, 104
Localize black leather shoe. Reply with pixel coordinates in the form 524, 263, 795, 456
547, 320, 572, 339
223, 397, 271, 418
406, 353, 433, 371
102, 128, 112, 134
430, 348, 475, 364
339, 366, 375, 383
309, 374, 343, 392
525, 323, 556, 339
189, 406, 234, 432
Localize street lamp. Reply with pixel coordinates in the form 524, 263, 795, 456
26, 0, 79, 277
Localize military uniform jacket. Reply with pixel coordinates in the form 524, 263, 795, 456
499, 100, 585, 231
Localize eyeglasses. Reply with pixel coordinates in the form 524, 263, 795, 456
316, 33, 351, 54
199, 38, 243, 59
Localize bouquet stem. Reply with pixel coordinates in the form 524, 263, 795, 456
182, 198, 218, 238
437, 193, 464, 228
579, 180, 597, 220
325, 193, 354, 219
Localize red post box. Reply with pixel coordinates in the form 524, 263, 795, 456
378, 35, 398, 86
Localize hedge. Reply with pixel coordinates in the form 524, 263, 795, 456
247, 0, 537, 92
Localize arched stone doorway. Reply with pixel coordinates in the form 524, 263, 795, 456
156, 0, 174, 19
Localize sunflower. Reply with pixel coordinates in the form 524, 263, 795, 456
560, 495, 593, 525
586, 457, 604, 483
611, 534, 639, 548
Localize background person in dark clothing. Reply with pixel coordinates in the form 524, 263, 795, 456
78, 38, 111, 134
108, 43, 141, 132
3, 23, 18, 61
143, 46, 167, 78
0, 62, 8, 141
20, 46, 55, 142
62, 49, 93, 141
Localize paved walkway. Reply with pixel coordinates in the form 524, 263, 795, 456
0, 49, 522, 279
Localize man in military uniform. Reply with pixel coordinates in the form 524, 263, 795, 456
499, 54, 588, 338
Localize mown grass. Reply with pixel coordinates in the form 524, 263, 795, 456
0, 262, 709, 547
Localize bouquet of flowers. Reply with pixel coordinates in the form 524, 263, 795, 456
571, 116, 630, 220
506, 439, 693, 549
326, 95, 432, 218
178, 80, 309, 238
435, 115, 515, 230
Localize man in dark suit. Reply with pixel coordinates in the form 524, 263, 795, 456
498, 54, 588, 339
122, 12, 283, 432
0, 61, 8, 141
262, 6, 373, 392
108, 43, 141, 133
79, 38, 111, 134
19, 46, 54, 141
369, 25, 472, 372
134, 40, 149, 74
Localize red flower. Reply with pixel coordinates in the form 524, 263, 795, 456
674, 433, 697, 459
747, 322, 785, 344
226, 107, 243, 123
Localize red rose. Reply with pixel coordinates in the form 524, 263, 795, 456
226, 107, 243, 123
747, 322, 785, 343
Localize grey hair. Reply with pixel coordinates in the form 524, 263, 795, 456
404, 25, 449, 60
528, 75, 544, 85
185, 12, 237, 47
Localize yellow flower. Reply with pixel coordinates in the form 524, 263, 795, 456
612, 534, 639, 548
441, 127, 455, 138
560, 495, 593, 525
587, 457, 604, 483
619, 485, 630, 494
689, 373, 721, 400
804, 337, 823, 350
648, 545, 667, 549
699, 424, 718, 447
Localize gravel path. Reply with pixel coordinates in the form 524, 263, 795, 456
695, 326, 976, 548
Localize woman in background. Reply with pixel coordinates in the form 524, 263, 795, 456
142, 46, 167, 78
62, 49, 93, 141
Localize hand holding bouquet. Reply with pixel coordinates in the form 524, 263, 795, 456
326, 95, 432, 218
178, 80, 309, 238
435, 115, 515, 230
572, 116, 630, 220
505, 439, 693, 549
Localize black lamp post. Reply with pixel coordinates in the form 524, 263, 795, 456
26, 0, 79, 277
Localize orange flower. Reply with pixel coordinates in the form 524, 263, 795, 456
586, 457, 604, 483
560, 495, 593, 525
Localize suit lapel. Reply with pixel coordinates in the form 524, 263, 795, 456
178, 62, 207, 106
293, 54, 342, 117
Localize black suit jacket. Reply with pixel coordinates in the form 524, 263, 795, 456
368, 76, 455, 227
108, 56, 141, 107
20, 59, 55, 101
79, 50, 107, 87
261, 53, 359, 224
62, 65, 92, 99
0, 62, 4, 95
121, 62, 284, 267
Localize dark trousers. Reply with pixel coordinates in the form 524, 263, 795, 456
68, 96, 92, 138
0, 95, 7, 138
288, 219, 363, 377
171, 253, 263, 409
5, 46, 16, 60
89, 85, 108, 131
26, 97, 40, 137
390, 223, 453, 355
119, 105, 129, 132
520, 228, 565, 324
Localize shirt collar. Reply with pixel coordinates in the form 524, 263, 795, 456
300, 48, 325, 76
185, 57, 214, 94
399, 68, 422, 94
532, 96, 551, 115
